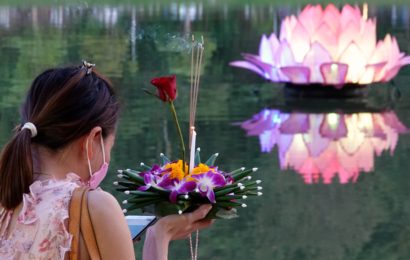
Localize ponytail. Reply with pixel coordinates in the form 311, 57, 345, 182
0, 128, 34, 209
0, 65, 120, 210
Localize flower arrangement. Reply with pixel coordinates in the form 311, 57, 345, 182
230, 4, 410, 88
241, 109, 408, 184
116, 152, 260, 218
116, 39, 262, 219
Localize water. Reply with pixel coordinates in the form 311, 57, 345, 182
0, 2, 410, 259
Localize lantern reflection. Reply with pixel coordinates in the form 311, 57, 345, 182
241, 109, 408, 184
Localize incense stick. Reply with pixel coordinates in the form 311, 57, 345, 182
189, 35, 204, 173
189, 35, 195, 146
189, 36, 204, 140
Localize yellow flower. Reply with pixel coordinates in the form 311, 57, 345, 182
184, 174, 197, 182
163, 160, 189, 180
192, 163, 215, 175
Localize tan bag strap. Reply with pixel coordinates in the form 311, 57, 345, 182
69, 187, 86, 260
80, 187, 101, 259
68, 186, 101, 260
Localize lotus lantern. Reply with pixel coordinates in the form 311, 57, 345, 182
230, 4, 410, 88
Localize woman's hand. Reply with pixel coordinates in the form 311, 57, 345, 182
153, 204, 213, 241
142, 205, 213, 260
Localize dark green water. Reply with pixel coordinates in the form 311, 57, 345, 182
0, 2, 410, 260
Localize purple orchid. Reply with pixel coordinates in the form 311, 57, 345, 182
139, 164, 170, 177
191, 171, 226, 203
168, 179, 197, 203
138, 172, 172, 191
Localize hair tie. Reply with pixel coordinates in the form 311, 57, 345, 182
82, 60, 96, 75
21, 122, 38, 138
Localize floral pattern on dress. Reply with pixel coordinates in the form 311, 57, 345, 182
0, 173, 83, 260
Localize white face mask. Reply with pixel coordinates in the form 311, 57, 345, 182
86, 135, 109, 189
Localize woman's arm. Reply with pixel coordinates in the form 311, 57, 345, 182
88, 190, 135, 260
143, 205, 213, 260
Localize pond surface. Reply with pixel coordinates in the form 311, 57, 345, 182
0, 2, 410, 259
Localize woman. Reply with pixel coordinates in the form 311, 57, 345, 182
0, 63, 212, 259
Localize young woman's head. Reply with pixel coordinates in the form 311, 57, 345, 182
0, 64, 120, 209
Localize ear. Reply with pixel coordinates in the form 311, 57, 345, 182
81, 126, 103, 160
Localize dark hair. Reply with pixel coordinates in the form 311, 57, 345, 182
0, 65, 120, 209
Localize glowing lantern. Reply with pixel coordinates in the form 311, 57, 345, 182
230, 4, 410, 88
241, 109, 407, 184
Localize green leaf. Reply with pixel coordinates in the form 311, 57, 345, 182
147, 185, 171, 196
205, 153, 219, 166
117, 181, 139, 188
160, 153, 171, 165
215, 201, 244, 208
124, 204, 141, 213
214, 183, 240, 192
228, 167, 246, 175
216, 194, 246, 201
232, 168, 256, 181
127, 198, 163, 209
127, 190, 161, 197
195, 148, 201, 165
153, 201, 190, 216
122, 169, 145, 185
215, 186, 237, 197
139, 163, 152, 171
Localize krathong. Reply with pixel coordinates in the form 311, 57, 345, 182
116, 36, 262, 220
116, 153, 260, 218
241, 109, 407, 184
230, 4, 410, 88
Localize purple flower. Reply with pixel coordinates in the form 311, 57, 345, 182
139, 164, 169, 177
191, 171, 226, 203
168, 179, 197, 203
138, 172, 172, 191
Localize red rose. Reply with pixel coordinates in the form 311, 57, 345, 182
150, 75, 177, 102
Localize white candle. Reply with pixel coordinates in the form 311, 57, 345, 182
189, 128, 197, 173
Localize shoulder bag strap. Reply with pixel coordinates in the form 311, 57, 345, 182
80, 188, 102, 260
68, 186, 87, 260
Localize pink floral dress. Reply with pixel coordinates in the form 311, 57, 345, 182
0, 173, 82, 259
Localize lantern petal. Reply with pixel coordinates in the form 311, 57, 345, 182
275, 40, 296, 66
259, 34, 274, 64
298, 4, 323, 35
340, 4, 361, 28
289, 21, 311, 62
280, 66, 310, 84
322, 4, 341, 34
303, 114, 330, 157
320, 62, 348, 85
382, 111, 408, 133
359, 62, 386, 84
268, 33, 281, 54
303, 42, 332, 83
320, 113, 348, 139
280, 15, 298, 41
229, 61, 265, 77
339, 42, 367, 83
280, 113, 310, 134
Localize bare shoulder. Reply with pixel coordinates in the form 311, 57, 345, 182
87, 189, 135, 259
87, 189, 122, 216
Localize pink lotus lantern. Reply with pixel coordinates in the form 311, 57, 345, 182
230, 4, 410, 88
241, 109, 408, 184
